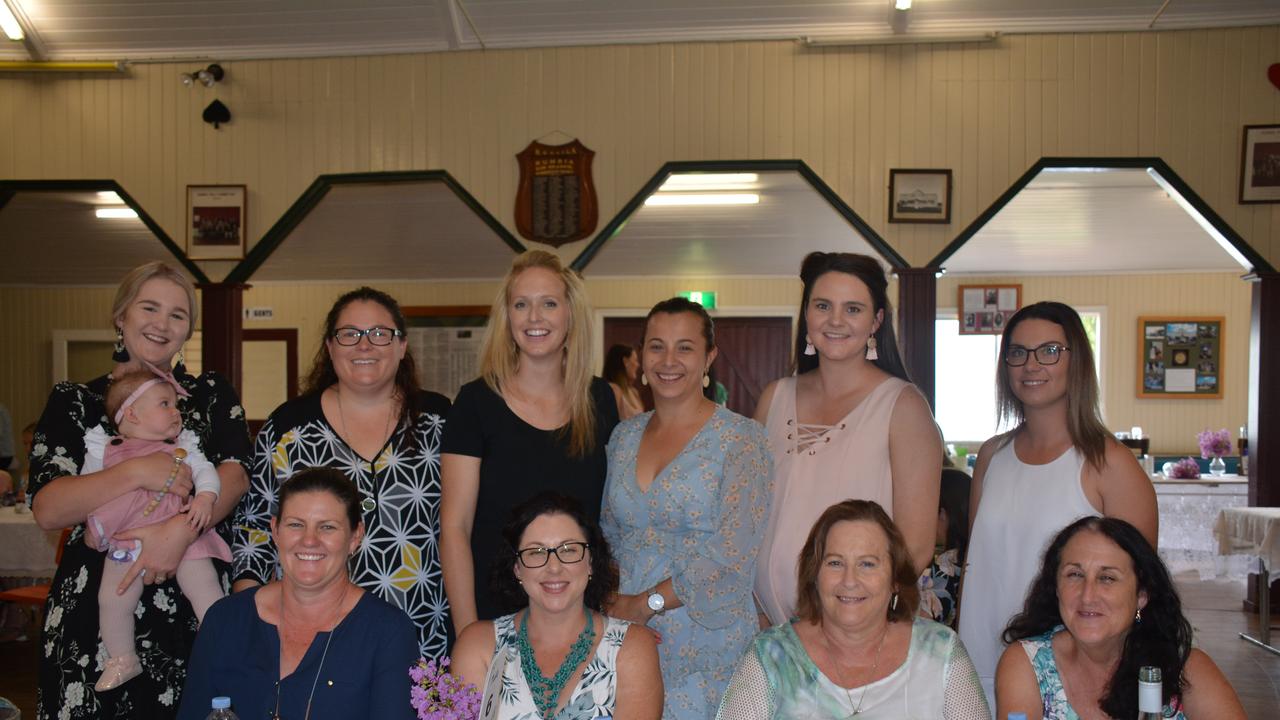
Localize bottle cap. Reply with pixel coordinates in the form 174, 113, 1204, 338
211, 696, 231, 709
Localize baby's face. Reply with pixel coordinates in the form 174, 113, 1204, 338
124, 383, 182, 440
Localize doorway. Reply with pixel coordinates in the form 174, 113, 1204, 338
603, 316, 791, 417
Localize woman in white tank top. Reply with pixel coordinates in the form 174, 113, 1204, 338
753, 252, 942, 627
958, 301, 1158, 710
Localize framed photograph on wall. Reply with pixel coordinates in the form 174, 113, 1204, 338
888, 169, 952, 224
186, 184, 247, 260
1136, 316, 1223, 399
1239, 124, 1280, 204
958, 283, 1021, 335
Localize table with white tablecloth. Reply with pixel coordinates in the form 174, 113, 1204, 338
1214, 506, 1280, 655
0, 505, 60, 578
1155, 475, 1248, 577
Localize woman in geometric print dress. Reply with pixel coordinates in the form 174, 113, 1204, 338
28, 261, 251, 719
231, 286, 452, 659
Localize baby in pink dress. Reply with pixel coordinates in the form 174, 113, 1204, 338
84, 368, 228, 692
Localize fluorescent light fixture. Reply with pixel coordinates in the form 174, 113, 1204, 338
97, 191, 122, 202
662, 173, 758, 188
895, 0, 912, 9
645, 193, 760, 207
803, 32, 998, 47
0, 1, 23, 40
1145, 168, 1252, 270
95, 207, 138, 219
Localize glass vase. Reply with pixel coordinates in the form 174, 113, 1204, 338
1209, 456, 1227, 477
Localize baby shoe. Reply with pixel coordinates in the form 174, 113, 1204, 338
94, 653, 142, 692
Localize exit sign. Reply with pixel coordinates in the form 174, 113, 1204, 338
678, 291, 717, 309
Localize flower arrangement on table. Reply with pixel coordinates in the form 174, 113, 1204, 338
1197, 428, 1232, 476
410, 657, 481, 720
1166, 457, 1201, 479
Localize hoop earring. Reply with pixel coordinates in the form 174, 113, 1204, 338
112, 328, 130, 363
865, 336, 879, 361
803, 335, 816, 356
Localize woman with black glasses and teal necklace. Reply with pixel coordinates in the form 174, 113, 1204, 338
231, 287, 453, 661
958, 301, 1157, 710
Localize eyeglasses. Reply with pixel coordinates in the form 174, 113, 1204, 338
1004, 342, 1070, 366
515, 541, 590, 568
331, 326, 404, 346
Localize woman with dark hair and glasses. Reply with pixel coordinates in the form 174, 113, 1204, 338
996, 516, 1243, 719
232, 286, 454, 660
959, 301, 1156, 708
451, 492, 662, 720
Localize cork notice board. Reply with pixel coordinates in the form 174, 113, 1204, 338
1137, 316, 1223, 399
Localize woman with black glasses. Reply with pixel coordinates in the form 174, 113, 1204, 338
958, 301, 1156, 709
232, 286, 454, 661
451, 492, 662, 720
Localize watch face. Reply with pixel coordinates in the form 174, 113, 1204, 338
647, 593, 664, 612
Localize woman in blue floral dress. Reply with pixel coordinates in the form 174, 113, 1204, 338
601, 297, 772, 720
28, 262, 250, 719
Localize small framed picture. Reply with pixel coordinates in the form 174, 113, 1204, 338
888, 169, 952, 224
958, 283, 1021, 335
1239, 124, 1280, 204
186, 185, 247, 260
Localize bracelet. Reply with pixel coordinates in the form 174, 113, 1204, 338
142, 449, 188, 518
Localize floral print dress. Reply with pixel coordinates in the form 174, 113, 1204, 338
1020, 628, 1187, 719
28, 370, 250, 720
602, 406, 773, 720
488, 612, 629, 719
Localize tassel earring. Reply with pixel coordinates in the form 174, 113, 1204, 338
175, 347, 187, 374
702, 373, 711, 389
803, 335, 816, 356
112, 328, 130, 363
865, 336, 879, 361
890, 591, 899, 611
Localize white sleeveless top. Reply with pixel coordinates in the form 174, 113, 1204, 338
489, 612, 629, 719
958, 440, 1098, 709
753, 375, 910, 626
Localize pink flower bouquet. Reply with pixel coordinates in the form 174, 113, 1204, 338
1168, 457, 1201, 479
1197, 428, 1232, 459
410, 657, 481, 720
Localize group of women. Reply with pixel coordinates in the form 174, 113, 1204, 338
22, 249, 1247, 720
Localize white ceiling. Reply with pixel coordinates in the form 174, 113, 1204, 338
580, 171, 892, 277
248, 180, 520, 282
0, 191, 194, 285
2, 0, 1277, 61
940, 167, 1248, 275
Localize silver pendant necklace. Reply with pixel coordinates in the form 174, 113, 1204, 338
274, 583, 348, 720
839, 622, 890, 717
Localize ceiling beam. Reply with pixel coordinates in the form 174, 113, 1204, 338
5, 0, 46, 61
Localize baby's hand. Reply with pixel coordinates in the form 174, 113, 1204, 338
185, 492, 216, 533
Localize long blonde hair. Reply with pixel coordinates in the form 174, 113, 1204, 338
479, 250, 597, 457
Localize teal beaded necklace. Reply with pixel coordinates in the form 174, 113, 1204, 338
517, 606, 596, 719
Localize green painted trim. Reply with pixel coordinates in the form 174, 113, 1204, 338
927, 157, 1274, 274
224, 169, 524, 284
569, 159, 909, 273
0, 179, 210, 283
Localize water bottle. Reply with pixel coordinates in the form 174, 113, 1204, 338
1007, 714, 1027, 720
205, 696, 239, 720
1137, 666, 1162, 719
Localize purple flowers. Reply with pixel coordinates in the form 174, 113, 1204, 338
1168, 457, 1201, 479
1197, 428, 1232, 459
410, 657, 481, 720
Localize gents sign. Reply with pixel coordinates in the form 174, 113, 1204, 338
514, 139, 598, 246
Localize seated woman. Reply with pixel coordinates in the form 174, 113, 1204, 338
919, 460, 971, 628
452, 492, 662, 719
996, 516, 1245, 720
717, 499, 989, 720
178, 468, 418, 719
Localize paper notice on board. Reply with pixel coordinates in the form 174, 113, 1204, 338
997, 288, 1018, 311
962, 288, 984, 313
407, 326, 485, 399
1165, 368, 1196, 392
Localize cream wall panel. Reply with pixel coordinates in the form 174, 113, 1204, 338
3, 27, 1280, 432
937, 273, 1251, 454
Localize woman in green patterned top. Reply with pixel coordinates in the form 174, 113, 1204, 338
451, 492, 662, 719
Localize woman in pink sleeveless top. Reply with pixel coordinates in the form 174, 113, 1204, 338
753, 252, 941, 626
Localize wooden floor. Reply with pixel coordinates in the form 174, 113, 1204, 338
0, 575, 1276, 718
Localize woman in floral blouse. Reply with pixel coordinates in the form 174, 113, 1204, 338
28, 262, 250, 719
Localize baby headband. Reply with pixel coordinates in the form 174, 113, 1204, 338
113, 361, 191, 425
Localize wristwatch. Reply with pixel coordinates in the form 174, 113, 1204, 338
646, 590, 666, 616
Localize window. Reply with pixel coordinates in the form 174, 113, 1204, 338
934, 310, 1102, 448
